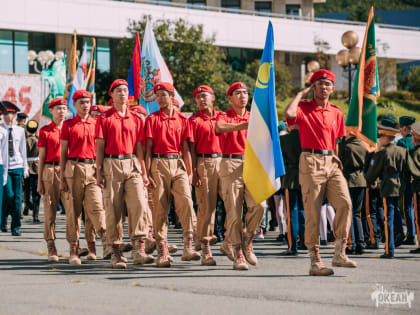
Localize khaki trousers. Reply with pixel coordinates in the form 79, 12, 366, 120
145, 186, 154, 230
195, 157, 221, 242
219, 158, 266, 246
103, 158, 148, 245
299, 152, 352, 250
41, 164, 63, 241
63, 160, 106, 244
150, 158, 196, 242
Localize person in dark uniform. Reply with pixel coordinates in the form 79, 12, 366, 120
339, 131, 369, 255
280, 123, 304, 256
366, 118, 411, 258
397, 116, 416, 245
408, 121, 420, 253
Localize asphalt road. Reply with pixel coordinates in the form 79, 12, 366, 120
0, 210, 419, 315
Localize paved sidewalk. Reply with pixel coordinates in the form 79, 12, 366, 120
0, 210, 419, 314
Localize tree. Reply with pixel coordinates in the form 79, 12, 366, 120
115, 16, 229, 112
406, 65, 420, 93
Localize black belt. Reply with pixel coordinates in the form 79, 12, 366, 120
302, 148, 334, 155
222, 154, 244, 160
152, 153, 180, 159
198, 153, 222, 158
44, 161, 59, 165
69, 158, 95, 164
383, 172, 400, 180
104, 154, 135, 160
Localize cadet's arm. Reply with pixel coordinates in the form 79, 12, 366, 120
37, 147, 46, 194
182, 140, 192, 177
284, 85, 312, 119
59, 140, 69, 191
136, 142, 149, 186
96, 138, 105, 188
215, 121, 248, 134
365, 153, 383, 186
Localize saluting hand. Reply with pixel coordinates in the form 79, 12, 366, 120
300, 84, 313, 98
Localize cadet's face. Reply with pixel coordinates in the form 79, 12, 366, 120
228, 88, 248, 109
111, 85, 129, 104
50, 105, 67, 120
3, 112, 16, 124
75, 98, 91, 115
400, 126, 410, 137
313, 79, 334, 100
155, 90, 173, 109
195, 92, 214, 111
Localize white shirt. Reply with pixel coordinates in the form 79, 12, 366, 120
0, 127, 8, 185
1, 123, 28, 175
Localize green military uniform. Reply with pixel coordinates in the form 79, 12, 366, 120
339, 135, 368, 253
408, 121, 420, 253
280, 128, 304, 254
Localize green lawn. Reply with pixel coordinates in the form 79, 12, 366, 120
276, 98, 420, 122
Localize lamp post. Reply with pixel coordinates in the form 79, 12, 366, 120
303, 60, 320, 86
336, 31, 361, 103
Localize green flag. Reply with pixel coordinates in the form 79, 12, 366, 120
346, 6, 379, 152
41, 57, 66, 120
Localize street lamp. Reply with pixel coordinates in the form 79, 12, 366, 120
27, 50, 64, 73
336, 31, 361, 102
303, 60, 320, 85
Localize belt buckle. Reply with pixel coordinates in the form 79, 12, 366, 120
118, 154, 123, 159
321, 150, 327, 155
211, 153, 217, 158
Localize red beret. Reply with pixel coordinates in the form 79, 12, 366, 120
90, 105, 109, 113
310, 69, 335, 84
154, 82, 174, 94
49, 97, 68, 109
130, 105, 147, 116
108, 79, 128, 96
193, 85, 214, 98
227, 82, 247, 96
172, 99, 180, 108
72, 90, 91, 101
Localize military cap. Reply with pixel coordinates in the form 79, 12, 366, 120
49, 97, 68, 109
2, 101, 20, 113
90, 105, 108, 113
227, 82, 247, 96
0, 101, 6, 114
411, 121, 420, 140
310, 69, 335, 84
17, 112, 28, 120
154, 82, 174, 94
399, 116, 415, 127
108, 79, 128, 96
378, 117, 399, 136
26, 120, 39, 134
72, 90, 91, 101
193, 85, 214, 98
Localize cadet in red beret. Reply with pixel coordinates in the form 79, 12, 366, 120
59, 90, 108, 265
37, 97, 68, 261
95, 79, 153, 269
145, 82, 201, 267
189, 84, 221, 265
215, 82, 266, 271
285, 69, 356, 276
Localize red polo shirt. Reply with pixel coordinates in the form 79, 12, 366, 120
216, 108, 250, 155
189, 110, 221, 155
60, 115, 96, 159
37, 121, 61, 163
286, 99, 345, 151
145, 109, 192, 155
95, 106, 144, 155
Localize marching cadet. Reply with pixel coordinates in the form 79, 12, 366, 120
285, 70, 356, 276
189, 85, 221, 266
216, 82, 266, 271
280, 123, 305, 256
409, 121, 420, 254
0, 102, 8, 230
145, 82, 201, 268
397, 116, 416, 245
26, 120, 41, 224
339, 131, 369, 255
1, 101, 28, 236
37, 97, 67, 262
17, 112, 28, 130
365, 118, 410, 258
60, 90, 108, 264
96, 79, 153, 269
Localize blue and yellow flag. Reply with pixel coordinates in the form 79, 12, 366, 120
243, 21, 285, 204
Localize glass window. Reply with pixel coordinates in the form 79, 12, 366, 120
31, 32, 55, 52
14, 32, 28, 73
97, 38, 110, 73
255, 1, 272, 13
222, 0, 241, 10
0, 30, 13, 73
286, 4, 300, 16
187, 0, 206, 9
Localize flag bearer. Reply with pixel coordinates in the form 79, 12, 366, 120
190, 85, 221, 266
96, 79, 153, 269
215, 82, 266, 271
285, 70, 357, 276
145, 82, 201, 268
37, 97, 67, 262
